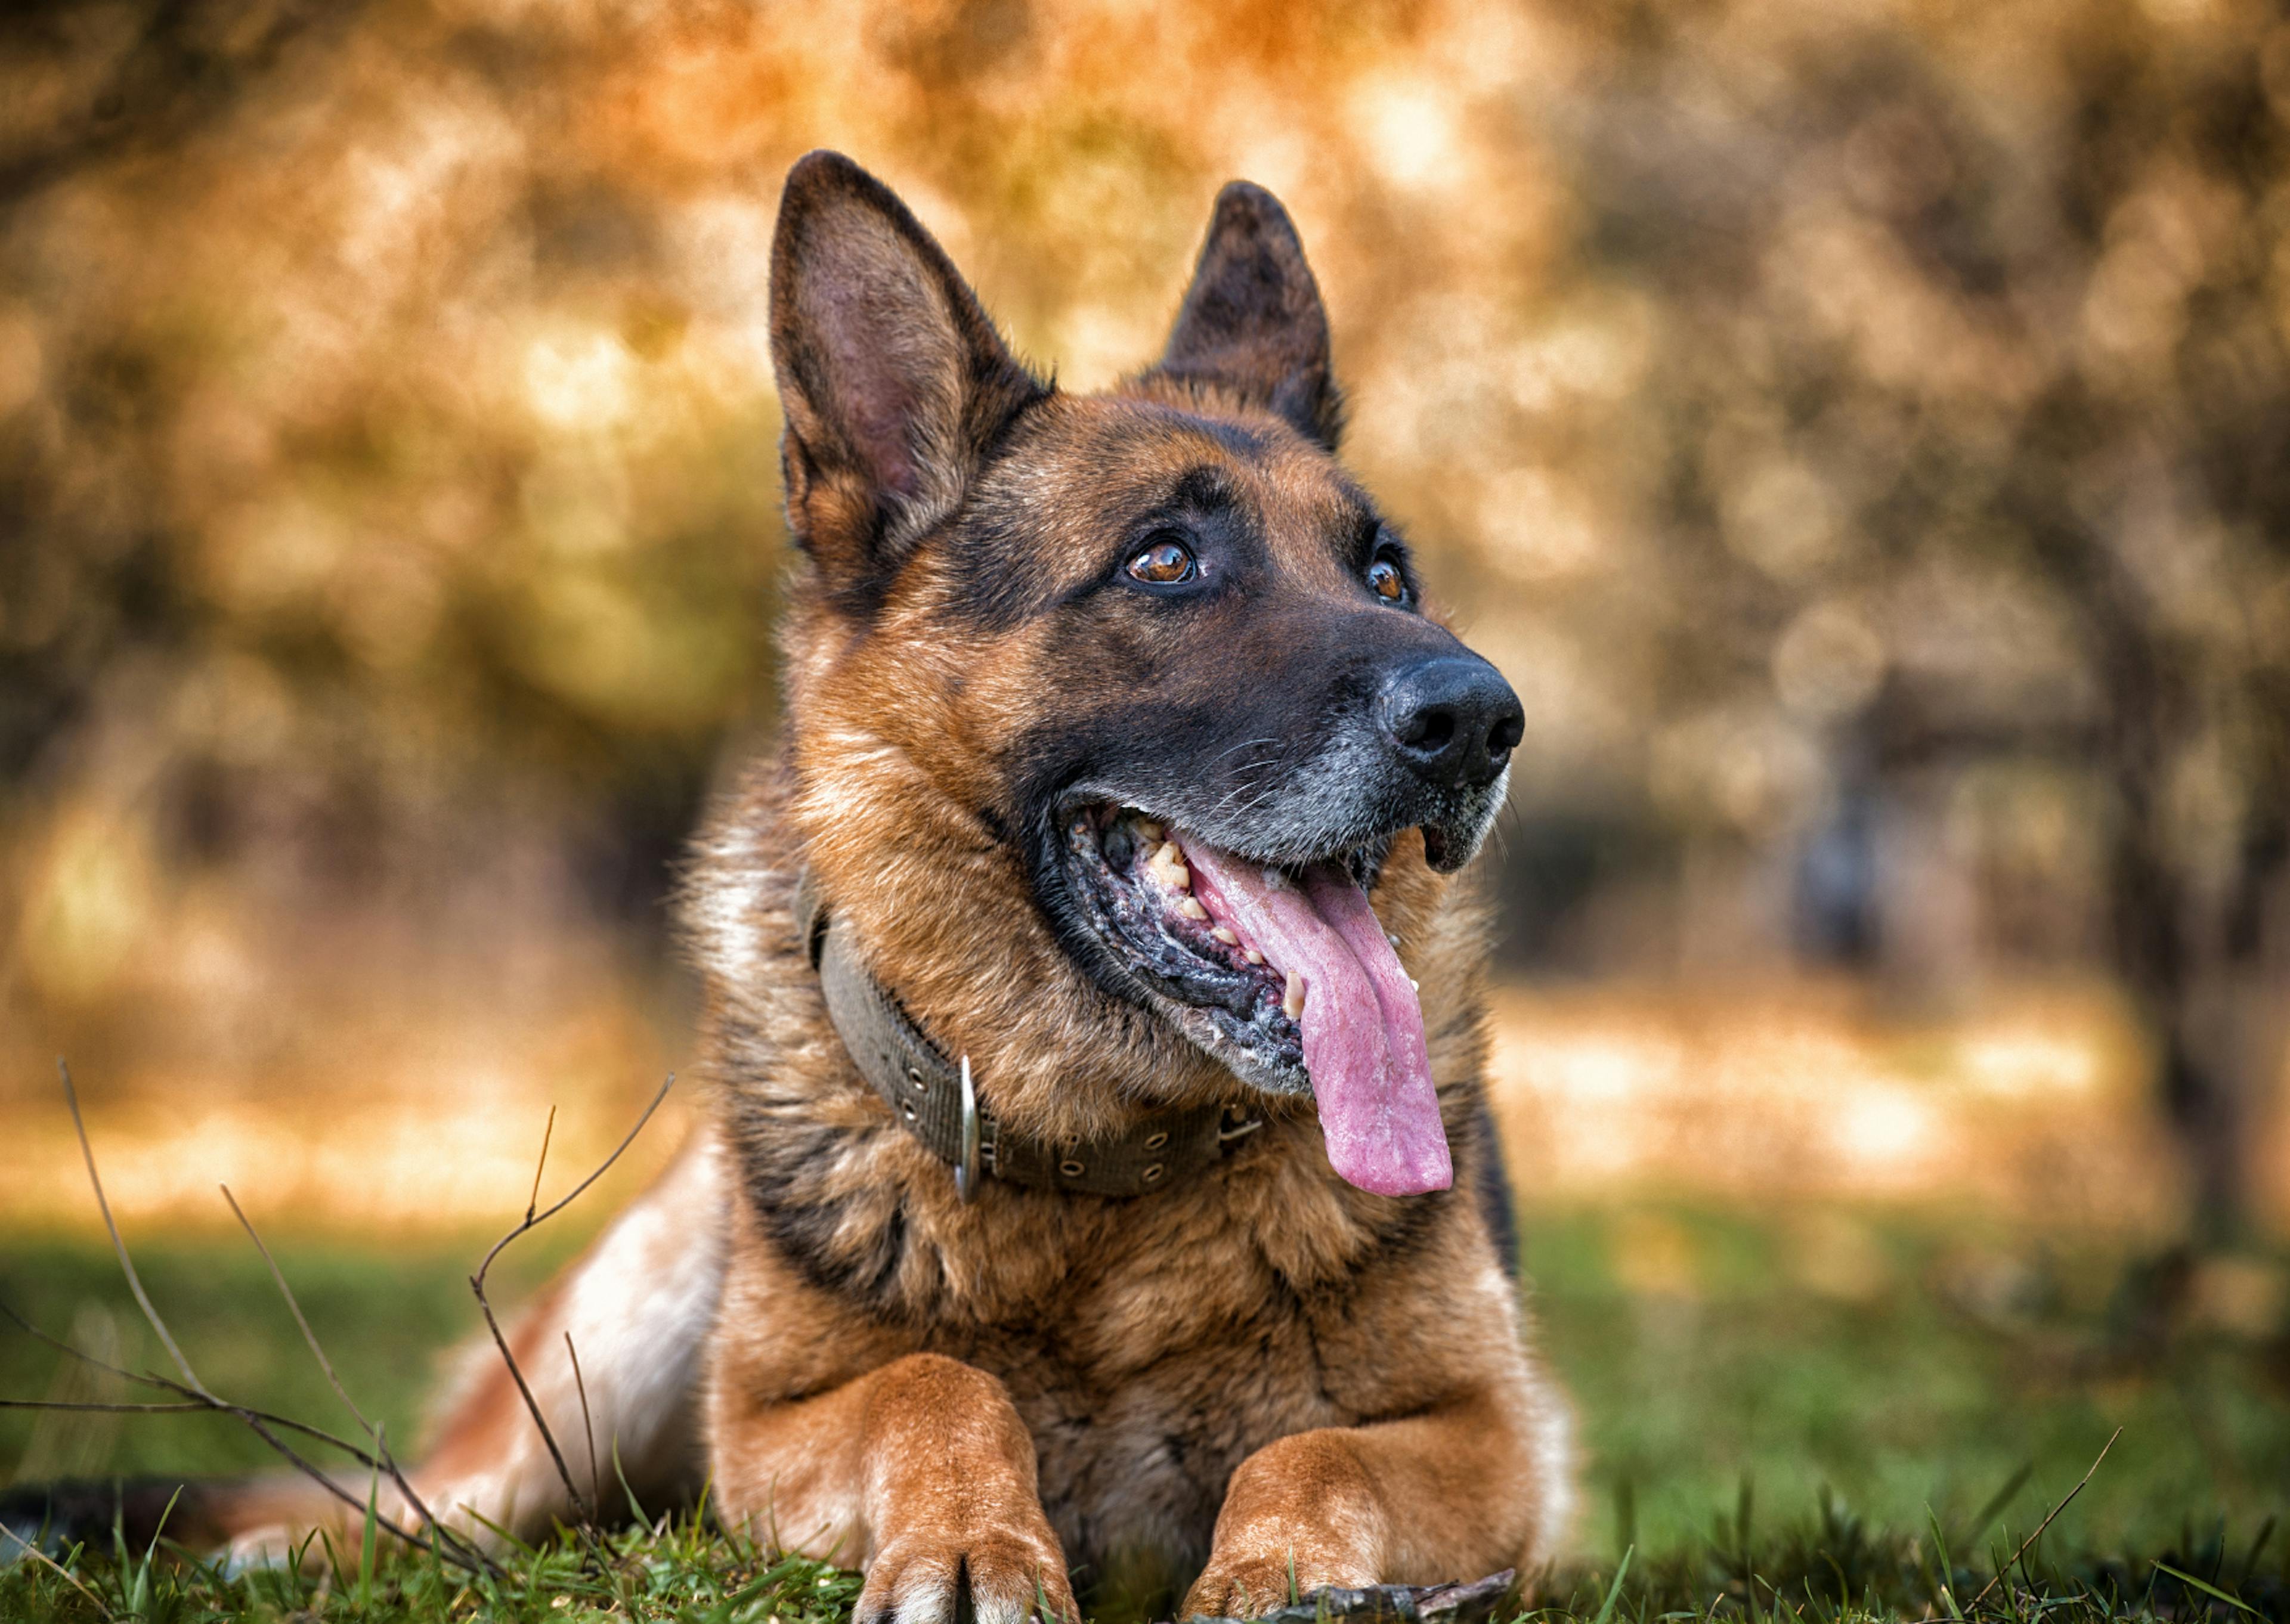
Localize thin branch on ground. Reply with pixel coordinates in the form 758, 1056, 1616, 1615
219, 1183, 496, 1576
0, 1520, 111, 1615
219, 1186, 378, 1434
468, 1073, 674, 1538
527, 1107, 558, 1223
565, 1332, 601, 1511
0, 1337, 413, 1470
1967, 1428, 2122, 1613
0, 1318, 435, 1564
59, 1060, 202, 1394
0, 1398, 208, 1415
32, 1060, 493, 1577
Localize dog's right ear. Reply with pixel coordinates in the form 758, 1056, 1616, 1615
769, 151, 1047, 608
1146, 182, 1341, 451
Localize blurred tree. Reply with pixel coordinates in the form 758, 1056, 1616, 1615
1539, 4, 2290, 1236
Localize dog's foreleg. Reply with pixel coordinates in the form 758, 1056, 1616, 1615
1180, 1376, 1572, 1618
708, 1351, 1076, 1624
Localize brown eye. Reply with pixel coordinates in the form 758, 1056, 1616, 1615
1367, 556, 1407, 603
1127, 537, 1197, 585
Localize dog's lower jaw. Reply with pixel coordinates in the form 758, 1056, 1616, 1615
1034, 802, 1323, 1095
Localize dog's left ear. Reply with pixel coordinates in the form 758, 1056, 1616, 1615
769, 151, 1048, 604
1146, 182, 1342, 451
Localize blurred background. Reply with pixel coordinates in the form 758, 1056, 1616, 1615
4, 0, 2288, 1559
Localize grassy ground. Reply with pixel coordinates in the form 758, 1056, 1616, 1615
2, 1206, 2285, 1621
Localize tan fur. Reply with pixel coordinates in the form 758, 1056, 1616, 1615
189, 153, 1576, 1619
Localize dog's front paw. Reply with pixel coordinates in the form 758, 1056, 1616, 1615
1183, 1430, 1384, 1619
859, 1524, 1076, 1624
1181, 1544, 1378, 1620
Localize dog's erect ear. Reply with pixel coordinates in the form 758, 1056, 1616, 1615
769, 151, 1047, 602
1148, 182, 1341, 450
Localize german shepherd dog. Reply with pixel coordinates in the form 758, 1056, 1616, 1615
11, 151, 1574, 1620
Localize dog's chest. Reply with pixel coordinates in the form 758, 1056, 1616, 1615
916, 1195, 1423, 1579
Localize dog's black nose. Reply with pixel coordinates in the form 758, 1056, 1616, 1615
1379, 656, 1524, 791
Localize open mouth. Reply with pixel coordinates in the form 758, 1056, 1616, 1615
1060, 805, 1452, 1197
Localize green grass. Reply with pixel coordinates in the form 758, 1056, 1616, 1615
1518, 1210, 2287, 1552
2, 1510, 868, 1624
4, 1207, 2285, 1622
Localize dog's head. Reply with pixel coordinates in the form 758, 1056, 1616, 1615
763, 152, 1520, 1194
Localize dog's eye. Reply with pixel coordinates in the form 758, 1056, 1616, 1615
1367, 554, 1408, 604
1127, 537, 1197, 585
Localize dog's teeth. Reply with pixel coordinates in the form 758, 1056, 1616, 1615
1135, 818, 1163, 841
1408, 976, 1419, 992
1282, 970, 1307, 1021
1178, 897, 1208, 921
1244, 949, 1264, 965
1211, 926, 1238, 946
1147, 840, 1190, 891
1387, 932, 1402, 948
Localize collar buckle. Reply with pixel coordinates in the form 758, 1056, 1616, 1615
802, 864, 1258, 1200
953, 1055, 982, 1204
1219, 1105, 1264, 1143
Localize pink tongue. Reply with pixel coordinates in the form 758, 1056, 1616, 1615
1181, 841, 1452, 1197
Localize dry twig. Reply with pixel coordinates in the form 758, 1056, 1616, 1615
10, 1061, 671, 1575
0, 1309, 423, 1468
1966, 1427, 2122, 1613
468, 1074, 675, 1535
565, 1333, 601, 1511
59, 1061, 199, 1393
0, 1398, 206, 1415
0, 1520, 111, 1615
219, 1183, 495, 1575
23, 1061, 494, 1576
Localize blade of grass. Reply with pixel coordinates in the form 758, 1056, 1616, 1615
612, 1437, 650, 1527
1926, 1505, 1961, 1619
2238, 1515, 2277, 1586
1592, 1544, 1636, 1624
117, 1484, 179, 1621
2152, 1563, 2261, 1617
